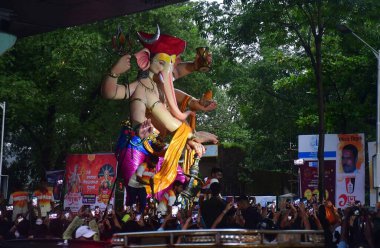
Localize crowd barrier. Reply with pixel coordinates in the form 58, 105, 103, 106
111, 229, 325, 247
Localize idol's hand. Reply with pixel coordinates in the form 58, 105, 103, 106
138, 119, 154, 140
197, 99, 217, 112
111, 54, 131, 75
187, 140, 206, 158
193, 131, 218, 144
194, 51, 212, 71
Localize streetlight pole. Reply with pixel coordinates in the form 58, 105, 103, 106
337, 24, 380, 202
0, 102, 5, 188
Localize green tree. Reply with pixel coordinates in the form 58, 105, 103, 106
194, 0, 380, 198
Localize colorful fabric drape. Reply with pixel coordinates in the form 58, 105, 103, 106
146, 122, 191, 194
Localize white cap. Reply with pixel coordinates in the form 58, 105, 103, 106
75, 225, 96, 239
36, 218, 43, 225
210, 178, 219, 184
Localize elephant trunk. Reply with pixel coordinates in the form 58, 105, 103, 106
159, 71, 192, 121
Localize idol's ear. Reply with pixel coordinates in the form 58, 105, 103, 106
134, 48, 151, 71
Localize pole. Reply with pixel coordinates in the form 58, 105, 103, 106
0, 102, 5, 188
376, 50, 380, 203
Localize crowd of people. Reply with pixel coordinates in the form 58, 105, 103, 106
0, 174, 380, 248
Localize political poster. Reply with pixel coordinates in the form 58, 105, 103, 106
298, 134, 365, 208
63, 153, 117, 213
335, 134, 365, 208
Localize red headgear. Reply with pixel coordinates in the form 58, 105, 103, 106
137, 31, 186, 56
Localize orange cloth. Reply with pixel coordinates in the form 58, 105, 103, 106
180, 96, 196, 175
146, 122, 191, 194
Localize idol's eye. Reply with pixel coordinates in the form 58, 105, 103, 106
159, 60, 166, 66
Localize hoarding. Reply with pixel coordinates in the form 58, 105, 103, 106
63, 153, 117, 213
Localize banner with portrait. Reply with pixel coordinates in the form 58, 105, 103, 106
298, 133, 365, 208
336, 134, 365, 208
63, 153, 117, 213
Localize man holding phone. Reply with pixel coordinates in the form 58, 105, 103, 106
157, 180, 184, 216
32, 179, 55, 218
127, 155, 158, 213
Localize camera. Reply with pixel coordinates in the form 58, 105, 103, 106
171, 206, 179, 217
49, 213, 58, 219
95, 206, 100, 215
64, 212, 70, 219
32, 196, 38, 207
191, 211, 198, 223
308, 208, 314, 215
107, 204, 113, 215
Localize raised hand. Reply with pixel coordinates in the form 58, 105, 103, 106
111, 54, 131, 75
138, 119, 153, 140
187, 140, 206, 158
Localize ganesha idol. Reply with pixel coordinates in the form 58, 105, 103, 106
101, 26, 218, 198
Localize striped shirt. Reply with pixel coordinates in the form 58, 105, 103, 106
9, 191, 29, 221
128, 163, 155, 188
157, 189, 176, 215
33, 189, 54, 217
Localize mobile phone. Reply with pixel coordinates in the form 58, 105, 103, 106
192, 211, 198, 223
32, 196, 38, 207
6, 205, 13, 211
171, 206, 179, 217
95, 206, 100, 214
107, 204, 113, 214
308, 208, 314, 215
82, 205, 90, 214
143, 215, 149, 221
17, 217, 24, 223
135, 214, 141, 221
0, 210, 2, 215
91, 210, 95, 216
49, 213, 58, 219
132, 204, 137, 211
64, 212, 70, 219
226, 196, 234, 203
157, 211, 162, 219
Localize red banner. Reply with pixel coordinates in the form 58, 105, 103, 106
63, 153, 117, 213
300, 160, 336, 204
